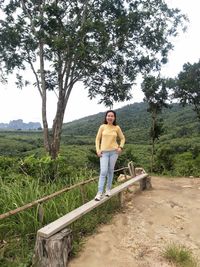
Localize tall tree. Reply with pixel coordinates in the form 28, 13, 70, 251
172, 60, 200, 121
142, 75, 168, 172
0, 0, 186, 159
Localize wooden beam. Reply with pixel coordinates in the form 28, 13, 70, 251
38, 173, 148, 238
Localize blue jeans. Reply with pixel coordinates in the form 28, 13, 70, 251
98, 150, 118, 193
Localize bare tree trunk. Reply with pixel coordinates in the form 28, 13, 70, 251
50, 105, 65, 160
50, 83, 73, 160
151, 138, 155, 173
49, 54, 67, 160
38, 3, 50, 154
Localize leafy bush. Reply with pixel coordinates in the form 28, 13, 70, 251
155, 138, 200, 176
155, 145, 175, 173
19, 155, 76, 182
173, 153, 200, 177
0, 156, 18, 177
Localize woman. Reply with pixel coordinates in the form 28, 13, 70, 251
95, 110, 125, 201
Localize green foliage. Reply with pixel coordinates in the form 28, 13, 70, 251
141, 75, 169, 171
61, 135, 93, 145
155, 138, 200, 176
86, 148, 100, 171
172, 60, 200, 121
0, 156, 18, 177
142, 76, 169, 114
19, 154, 76, 182
173, 152, 200, 177
0, 131, 43, 156
0, 0, 186, 102
115, 147, 139, 169
163, 243, 199, 267
154, 144, 174, 173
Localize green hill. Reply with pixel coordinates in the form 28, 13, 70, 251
62, 102, 200, 144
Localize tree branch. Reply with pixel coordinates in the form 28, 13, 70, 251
25, 48, 42, 97
21, 0, 37, 35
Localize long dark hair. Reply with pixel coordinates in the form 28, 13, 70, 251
103, 110, 117, 125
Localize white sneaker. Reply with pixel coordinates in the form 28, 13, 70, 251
95, 192, 103, 201
105, 189, 111, 197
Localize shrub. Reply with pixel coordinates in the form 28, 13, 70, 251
0, 156, 18, 177
173, 152, 195, 176
19, 155, 76, 182
163, 243, 199, 267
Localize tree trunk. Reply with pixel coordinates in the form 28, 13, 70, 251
38, 3, 50, 153
151, 114, 156, 173
50, 94, 66, 159
33, 229, 73, 267
49, 74, 74, 159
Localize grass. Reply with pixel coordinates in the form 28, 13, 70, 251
0, 171, 121, 266
163, 243, 199, 267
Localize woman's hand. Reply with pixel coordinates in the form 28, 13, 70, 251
116, 147, 122, 154
97, 151, 102, 157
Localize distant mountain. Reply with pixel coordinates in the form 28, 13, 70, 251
0, 119, 42, 130
62, 102, 200, 144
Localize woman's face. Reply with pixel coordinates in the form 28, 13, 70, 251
106, 112, 115, 124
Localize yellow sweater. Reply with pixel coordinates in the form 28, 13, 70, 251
95, 124, 125, 153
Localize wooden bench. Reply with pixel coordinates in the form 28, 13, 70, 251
33, 172, 152, 267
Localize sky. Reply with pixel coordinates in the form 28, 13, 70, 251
0, 0, 200, 126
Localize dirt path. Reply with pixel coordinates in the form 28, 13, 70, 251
68, 176, 200, 267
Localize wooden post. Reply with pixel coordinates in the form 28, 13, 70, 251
131, 162, 136, 177
33, 228, 73, 267
118, 192, 124, 208
123, 169, 127, 180
139, 176, 152, 191
80, 184, 86, 204
37, 204, 44, 224
128, 161, 136, 177
128, 162, 133, 177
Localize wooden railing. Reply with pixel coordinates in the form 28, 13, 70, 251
0, 163, 132, 220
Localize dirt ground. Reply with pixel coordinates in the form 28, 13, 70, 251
68, 176, 200, 267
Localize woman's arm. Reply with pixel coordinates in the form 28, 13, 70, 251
95, 125, 103, 153
117, 126, 125, 149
